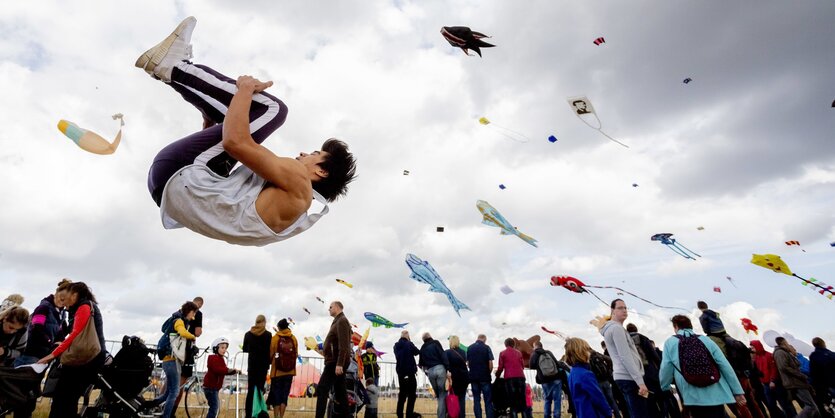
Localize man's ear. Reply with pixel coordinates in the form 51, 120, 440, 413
316, 168, 329, 178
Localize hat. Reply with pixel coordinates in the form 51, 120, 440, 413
365, 341, 374, 349
278, 318, 290, 330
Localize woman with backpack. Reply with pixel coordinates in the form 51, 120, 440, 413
154, 301, 198, 418
445, 335, 469, 418
267, 318, 297, 418
37, 282, 106, 418
658, 315, 745, 418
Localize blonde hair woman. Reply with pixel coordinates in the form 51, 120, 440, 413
564, 338, 613, 418
445, 335, 469, 418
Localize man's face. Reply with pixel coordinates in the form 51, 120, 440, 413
296, 150, 330, 177
574, 101, 588, 113
194, 300, 203, 309
328, 302, 339, 317
612, 300, 629, 322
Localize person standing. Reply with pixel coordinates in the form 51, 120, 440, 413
626, 323, 667, 418
394, 330, 420, 418
589, 348, 622, 418
750, 340, 788, 418
268, 318, 298, 418
564, 337, 613, 418
496, 338, 528, 418
468, 334, 495, 418
809, 337, 835, 418
150, 301, 198, 418
774, 337, 820, 417
445, 336, 469, 418
419, 332, 450, 418
600, 299, 649, 417
38, 282, 107, 418
173, 296, 204, 411
658, 315, 746, 418
362, 341, 381, 386
365, 377, 380, 418
530, 341, 563, 418
315, 301, 352, 418
203, 337, 239, 418
243, 314, 272, 418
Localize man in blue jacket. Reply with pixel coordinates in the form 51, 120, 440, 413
394, 330, 419, 418
468, 334, 495, 418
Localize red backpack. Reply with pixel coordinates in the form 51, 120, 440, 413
674, 333, 720, 387
275, 335, 297, 372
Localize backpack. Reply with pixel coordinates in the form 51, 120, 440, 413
723, 336, 753, 374
674, 334, 721, 387
275, 335, 297, 372
155, 315, 177, 358
538, 351, 560, 378
589, 351, 613, 381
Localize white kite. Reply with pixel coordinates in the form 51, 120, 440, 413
566, 96, 628, 148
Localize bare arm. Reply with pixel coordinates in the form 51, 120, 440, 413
222, 76, 310, 198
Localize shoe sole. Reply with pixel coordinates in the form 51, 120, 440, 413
134, 17, 196, 75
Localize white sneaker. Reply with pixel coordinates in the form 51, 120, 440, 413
135, 16, 197, 82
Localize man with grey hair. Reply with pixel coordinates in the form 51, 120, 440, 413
394, 330, 420, 418
315, 301, 351, 418
468, 334, 495, 418
419, 332, 450, 418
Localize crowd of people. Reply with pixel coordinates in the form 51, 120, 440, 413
1, 282, 834, 418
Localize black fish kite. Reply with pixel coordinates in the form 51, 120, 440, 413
441, 26, 495, 57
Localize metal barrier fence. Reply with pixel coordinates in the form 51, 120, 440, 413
104, 340, 550, 418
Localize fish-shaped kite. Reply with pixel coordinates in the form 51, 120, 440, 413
567, 96, 628, 148
336, 279, 353, 288
303, 307, 311, 315
441, 26, 495, 57
651, 233, 701, 260
405, 253, 470, 316
304, 335, 324, 351
476, 200, 538, 248
740, 318, 759, 335
57, 113, 124, 155
750, 254, 834, 300
550, 275, 688, 311
364, 312, 408, 328
315, 296, 325, 304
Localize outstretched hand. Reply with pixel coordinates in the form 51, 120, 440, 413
236, 75, 273, 94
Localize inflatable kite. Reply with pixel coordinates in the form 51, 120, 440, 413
750, 254, 834, 300
651, 233, 701, 260
304, 335, 324, 351
541, 326, 567, 339
315, 296, 325, 304
336, 279, 353, 288
593, 37, 605, 46
476, 200, 538, 248
57, 113, 124, 155
566, 96, 628, 148
740, 318, 759, 335
405, 253, 470, 316
550, 275, 688, 311
303, 307, 311, 315
478, 117, 531, 143
441, 26, 495, 57
364, 312, 408, 328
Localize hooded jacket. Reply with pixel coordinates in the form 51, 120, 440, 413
269, 328, 298, 378
773, 345, 811, 390
600, 320, 645, 384
750, 341, 778, 385
243, 325, 273, 376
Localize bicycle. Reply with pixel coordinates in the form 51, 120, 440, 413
182, 345, 211, 418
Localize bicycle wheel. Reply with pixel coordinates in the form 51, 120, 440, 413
184, 380, 208, 418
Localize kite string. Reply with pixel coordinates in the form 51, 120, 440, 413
490, 124, 530, 143
587, 285, 688, 312
578, 114, 629, 148
793, 274, 835, 297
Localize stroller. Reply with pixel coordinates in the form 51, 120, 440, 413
491, 377, 510, 418
80, 335, 157, 418
0, 365, 44, 416
327, 357, 369, 418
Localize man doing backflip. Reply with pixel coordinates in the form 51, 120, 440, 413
137, 17, 356, 246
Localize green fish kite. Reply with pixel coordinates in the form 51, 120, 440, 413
364, 312, 408, 328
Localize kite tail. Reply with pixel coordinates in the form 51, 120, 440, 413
795, 275, 835, 299
490, 124, 531, 143
588, 285, 689, 311
516, 232, 539, 248
393, 322, 409, 328
583, 288, 609, 306
596, 129, 630, 148
665, 244, 696, 260
674, 242, 701, 258
448, 295, 472, 317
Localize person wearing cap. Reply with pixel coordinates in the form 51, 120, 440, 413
204, 337, 239, 418
362, 341, 381, 386
268, 318, 298, 418
243, 314, 273, 418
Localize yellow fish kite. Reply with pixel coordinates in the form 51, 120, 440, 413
336, 279, 354, 288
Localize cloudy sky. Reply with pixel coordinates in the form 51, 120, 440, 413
1, 1, 834, 361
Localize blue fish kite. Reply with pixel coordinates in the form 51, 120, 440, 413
651, 233, 701, 260
476, 200, 538, 247
404, 254, 471, 316
364, 312, 408, 328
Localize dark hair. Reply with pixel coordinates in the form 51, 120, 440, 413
610, 299, 624, 309
775, 337, 786, 346
333, 301, 344, 310
504, 338, 514, 347
67, 282, 97, 305
812, 337, 825, 349
0, 306, 30, 327
671, 315, 693, 330
697, 301, 708, 309
312, 139, 356, 202
193, 296, 204, 304
626, 323, 638, 333
278, 318, 290, 330
181, 301, 199, 316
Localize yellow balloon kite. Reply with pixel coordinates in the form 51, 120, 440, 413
57, 113, 124, 155
750, 254, 833, 300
